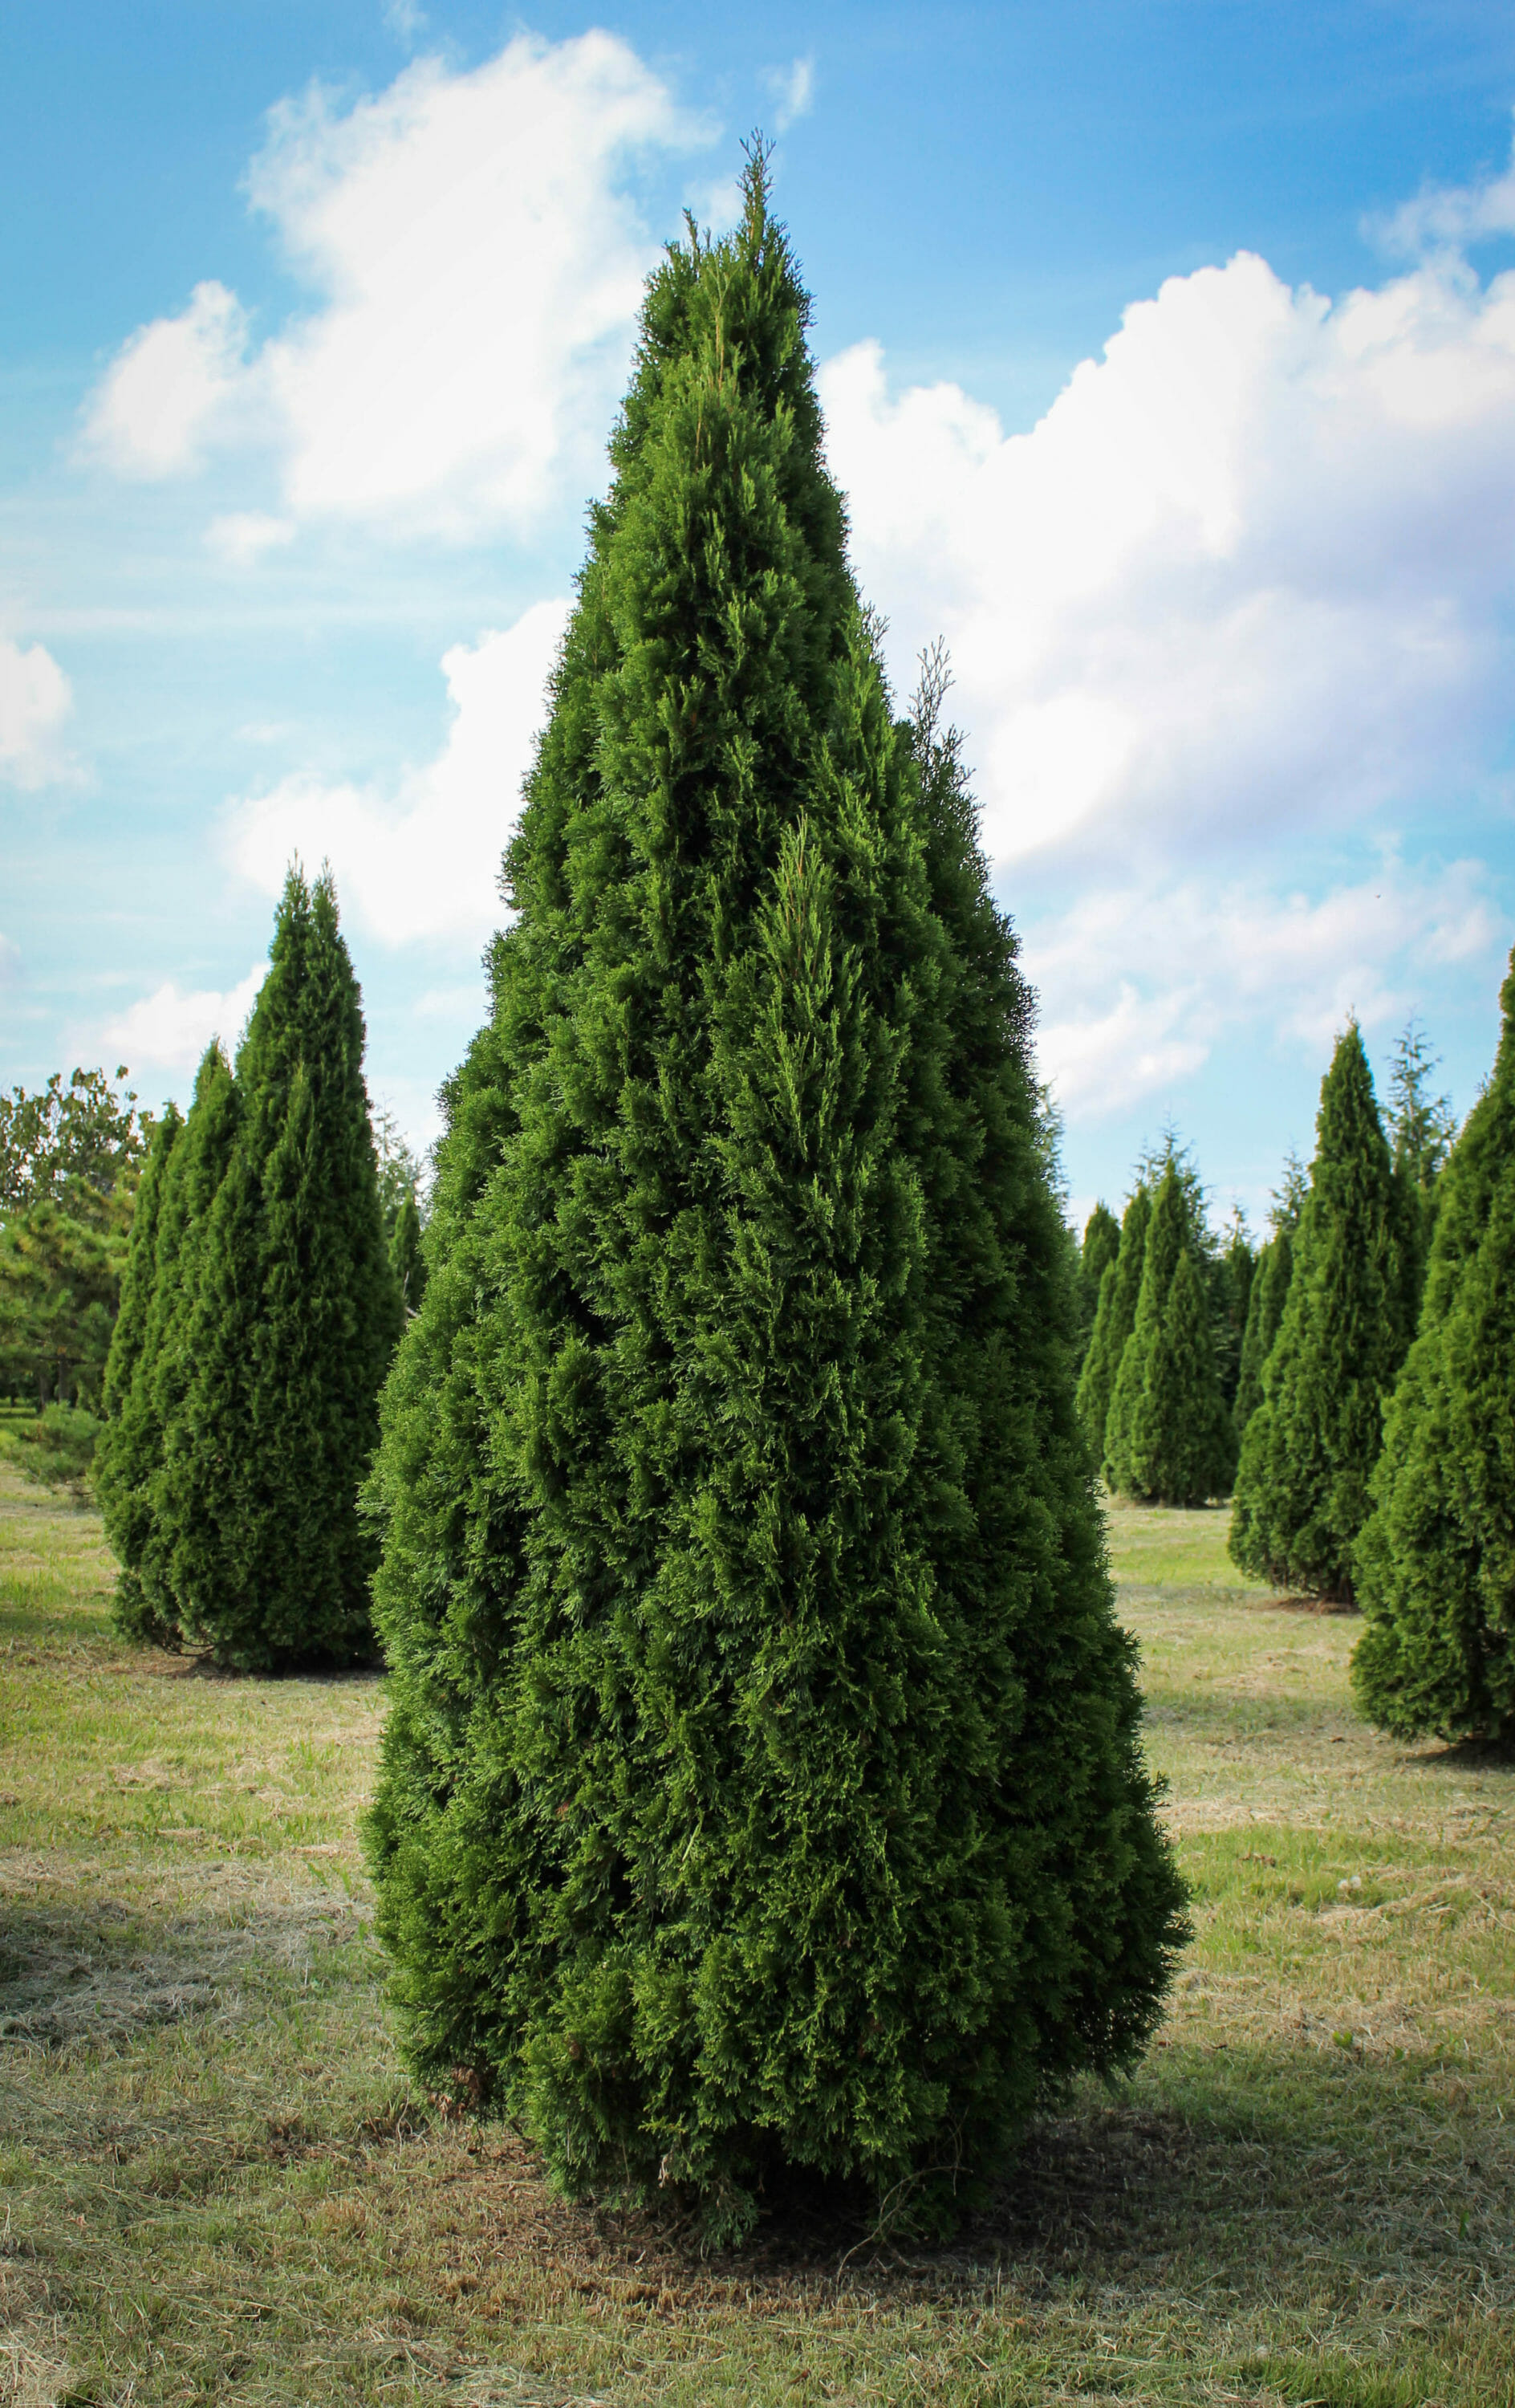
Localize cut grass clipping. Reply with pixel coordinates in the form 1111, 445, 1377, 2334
1, 1463, 1510, 2406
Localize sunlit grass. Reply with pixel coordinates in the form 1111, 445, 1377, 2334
2, 1461, 1510, 2406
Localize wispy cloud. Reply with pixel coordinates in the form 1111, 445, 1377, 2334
1373, 113, 1515, 259
0, 636, 75, 788
764, 56, 814, 135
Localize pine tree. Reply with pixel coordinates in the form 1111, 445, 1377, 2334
1106, 1164, 1233, 1499
365, 157, 1185, 2242
1078, 1201, 1120, 1361
1229, 1025, 1410, 1597
1074, 1184, 1149, 1469
1353, 954, 1515, 1740
166, 868, 400, 1669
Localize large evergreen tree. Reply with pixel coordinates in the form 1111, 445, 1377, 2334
1353, 953, 1515, 1741
365, 158, 1184, 2241
1074, 1184, 1149, 1469
1229, 1025, 1410, 1597
160, 868, 400, 1670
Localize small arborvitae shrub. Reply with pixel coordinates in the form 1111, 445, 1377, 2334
1353, 951, 1515, 1742
166, 868, 401, 1670
1074, 1183, 1149, 1470
365, 154, 1187, 2246
1230, 1024, 1411, 1598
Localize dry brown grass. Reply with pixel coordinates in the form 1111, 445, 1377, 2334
1, 1468, 1511, 2405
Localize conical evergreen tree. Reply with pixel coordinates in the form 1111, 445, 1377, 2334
1230, 1024, 1410, 1597
365, 157, 1184, 2241
100, 1048, 241, 1643
1233, 1227, 1290, 1442
1106, 1164, 1232, 1498
390, 1188, 426, 1315
166, 868, 400, 1669
1074, 1184, 1149, 1468
1123, 1248, 1234, 1506
95, 1101, 182, 1626
1212, 1210, 1255, 1411
1105, 1165, 1187, 1491
1078, 1201, 1120, 1361
1353, 952, 1515, 1740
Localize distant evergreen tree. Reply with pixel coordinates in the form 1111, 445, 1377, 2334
1075, 1184, 1149, 1468
102, 1047, 239, 1644
1353, 954, 1515, 1740
365, 157, 1185, 2243
1106, 1164, 1233, 1499
1230, 1026, 1410, 1597
1078, 1201, 1120, 1360
165, 868, 400, 1669
95, 1102, 181, 1616
390, 1187, 427, 1314
1233, 1229, 1290, 1441
1386, 1019, 1457, 1320
1212, 1209, 1256, 1410
1123, 1248, 1234, 1506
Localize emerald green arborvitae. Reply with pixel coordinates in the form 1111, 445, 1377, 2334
364, 159, 1186, 2241
1078, 1202, 1120, 1362
95, 1102, 182, 1626
1212, 1211, 1256, 1411
100, 1048, 241, 1643
1233, 1227, 1291, 1442
1353, 952, 1515, 1741
1106, 1165, 1233, 1502
167, 868, 400, 1670
1074, 1185, 1149, 1470
1229, 1025, 1410, 1599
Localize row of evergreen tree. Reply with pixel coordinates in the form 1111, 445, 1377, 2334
1074, 1020, 1455, 1515
1074, 986, 1515, 1747
95, 867, 406, 1671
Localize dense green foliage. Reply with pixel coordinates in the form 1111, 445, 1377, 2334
1078, 1200, 1120, 1357
366, 161, 1185, 2242
95, 872, 399, 1667
1233, 1230, 1290, 1442
1353, 954, 1515, 1741
1104, 1165, 1233, 1504
97, 1049, 238, 1645
161, 870, 400, 1669
1074, 1185, 1149, 1467
1230, 1026, 1411, 1599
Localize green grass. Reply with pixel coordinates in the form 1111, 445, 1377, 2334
1, 1469, 1511, 2406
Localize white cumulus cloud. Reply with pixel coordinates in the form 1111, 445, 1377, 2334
104, 962, 268, 1075
83, 281, 254, 478
229, 596, 568, 943
822, 249, 1515, 874
1377, 112, 1515, 260
83, 33, 699, 535
1028, 856, 1500, 1120
0, 637, 75, 788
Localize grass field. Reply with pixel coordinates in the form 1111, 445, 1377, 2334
1, 1467, 1510, 2407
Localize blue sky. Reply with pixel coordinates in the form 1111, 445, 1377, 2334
6, 0, 1515, 1230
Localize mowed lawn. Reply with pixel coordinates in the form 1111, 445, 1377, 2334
1, 1464, 1510, 2408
